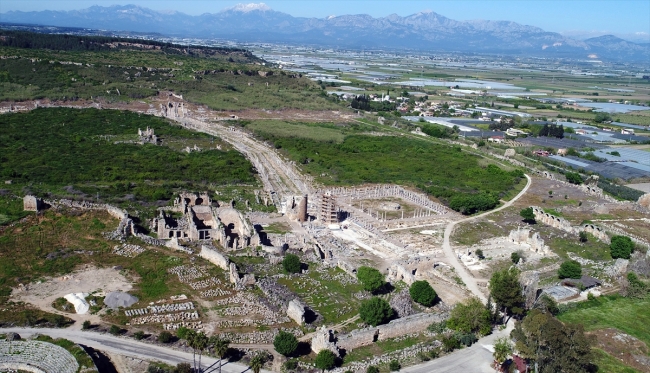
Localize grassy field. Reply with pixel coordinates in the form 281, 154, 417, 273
558, 296, 650, 373
558, 295, 650, 347
245, 122, 524, 207
243, 120, 348, 143
0, 108, 259, 220
277, 266, 364, 324
0, 209, 207, 326
0, 44, 339, 111
592, 349, 640, 373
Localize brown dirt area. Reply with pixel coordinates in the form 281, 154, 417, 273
591, 328, 650, 373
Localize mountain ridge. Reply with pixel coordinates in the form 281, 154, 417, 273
1, 3, 647, 61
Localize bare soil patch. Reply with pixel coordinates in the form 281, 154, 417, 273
590, 328, 650, 373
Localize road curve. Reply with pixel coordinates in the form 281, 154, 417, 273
441, 174, 532, 302
0, 327, 272, 373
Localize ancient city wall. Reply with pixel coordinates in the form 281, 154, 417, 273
337, 313, 444, 351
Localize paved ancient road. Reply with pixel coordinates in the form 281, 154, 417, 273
0, 327, 272, 373
441, 174, 532, 302
177, 117, 310, 199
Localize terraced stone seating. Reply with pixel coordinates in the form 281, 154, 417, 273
0, 340, 79, 373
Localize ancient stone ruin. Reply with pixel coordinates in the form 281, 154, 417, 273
284, 194, 308, 222
138, 126, 158, 144
508, 227, 551, 254
23, 195, 43, 212
320, 192, 339, 224
0, 340, 81, 373
311, 327, 340, 356
199, 244, 230, 270
286, 299, 306, 325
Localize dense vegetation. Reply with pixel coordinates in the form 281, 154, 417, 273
0, 108, 255, 213
0, 30, 256, 60
598, 180, 645, 202
248, 123, 523, 212
409, 280, 437, 307
0, 33, 337, 110
558, 260, 582, 279
359, 297, 394, 326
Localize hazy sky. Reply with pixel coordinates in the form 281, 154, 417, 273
1, 0, 649, 39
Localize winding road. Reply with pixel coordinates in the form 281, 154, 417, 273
441, 174, 532, 302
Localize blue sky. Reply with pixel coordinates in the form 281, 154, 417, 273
1, 1, 649, 40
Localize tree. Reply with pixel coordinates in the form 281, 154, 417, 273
610, 235, 634, 259
492, 337, 513, 370
249, 353, 267, 373
579, 231, 588, 243
519, 207, 536, 224
157, 331, 172, 343
558, 260, 582, 279
210, 336, 230, 373
511, 309, 593, 373
187, 331, 209, 372
359, 297, 394, 326
283, 253, 301, 274
176, 326, 190, 340
446, 297, 492, 336
314, 350, 337, 372
489, 268, 526, 320
565, 172, 583, 185
409, 280, 437, 307
356, 266, 385, 293
274, 330, 299, 356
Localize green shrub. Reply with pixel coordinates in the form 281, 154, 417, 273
356, 266, 385, 293
158, 331, 173, 343
389, 359, 400, 371
558, 260, 582, 279
133, 331, 145, 340
314, 350, 337, 372
273, 330, 298, 356
109, 325, 121, 335
282, 254, 301, 274
610, 235, 634, 259
565, 172, 583, 185
81, 320, 91, 330
284, 359, 298, 370
409, 280, 437, 307
519, 207, 536, 223
366, 366, 379, 373
359, 297, 394, 326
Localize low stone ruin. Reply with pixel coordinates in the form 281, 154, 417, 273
229, 262, 256, 289
504, 148, 516, 157
508, 227, 550, 254
387, 264, 416, 285
389, 289, 415, 317
336, 313, 446, 351
531, 206, 609, 243
138, 126, 158, 144
286, 299, 306, 325
311, 327, 340, 356
23, 195, 43, 212
199, 245, 230, 270
639, 193, 650, 209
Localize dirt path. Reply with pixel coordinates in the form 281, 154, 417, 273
441, 174, 532, 303
176, 117, 311, 206
10, 265, 134, 330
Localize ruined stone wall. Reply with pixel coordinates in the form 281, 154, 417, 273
286, 299, 306, 325
200, 245, 230, 270
386, 264, 416, 285
337, 312, 444, 351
